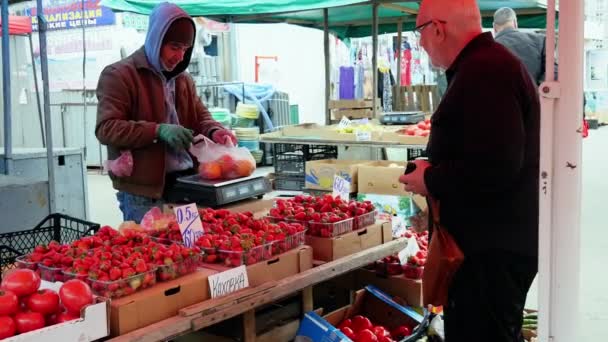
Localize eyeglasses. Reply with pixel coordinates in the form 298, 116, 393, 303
414, 19, 447, 37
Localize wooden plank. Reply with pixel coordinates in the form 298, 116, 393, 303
331, 108, 373, 120
191, 239, 406, 330
110, 239, 407, 342
302, 286, 314, 313
406, 86, 415, 111
256, 320, 300, 342
243, 310, 256, 342
328, 99, 373, 109
431, 85, 440, 112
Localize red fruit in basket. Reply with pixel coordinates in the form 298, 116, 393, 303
0, 316, 16, 338
355, 329, 378, 342
351, 315, 373, 333
391, 325, 411, 339
122, 268, 136, 278
0, 290, 18, 316
14, 311, 45, 333
59, 280, 94, 316
294, 212, 307, 220
1, 269, 41, 297
109, 267, 122, 281
377, 336, 394, 342
56, 311, 80, 323
134, 260, 148, 273
373, 326, 391, 338
338, 318, 352, 329
27, 289, 60, 315
340, 326, 356, 340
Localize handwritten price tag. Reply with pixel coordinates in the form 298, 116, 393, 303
332, 175, 351, 201
355, 130, 371, 141
173, 203, 205, 248
338, 116, 352, 129
208, 265, 249, 298
398, 236, 420, 264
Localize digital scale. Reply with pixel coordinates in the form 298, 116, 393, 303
165, 174, 271, 207
380, 111, 425, 125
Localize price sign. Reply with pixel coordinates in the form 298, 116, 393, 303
332, 175, 351, 201
173, 203, 205, 248
398, 236, 420, 264
355, 130, 371, 141
338, 116, 352, 129
208, 265, 249, 298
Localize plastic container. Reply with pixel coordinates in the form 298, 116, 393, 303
270, 230, 307, 255
62, 270, 90, 284
38, 264, 66, 282
200, 247, 219, 264
266, 216, 310, 229
354, 211, 376, 230
15, 255, 38, 271
89, 268, 157, 299
308, 218, 354, 237
0, 214, 100, 277
217, 243, 273, 267
374, 259, 403, 276
156, 254, 202, 281
273, 144, 338, 176
402, 264, 424, 280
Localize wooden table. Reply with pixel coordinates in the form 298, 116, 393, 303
110, 238, 407, 342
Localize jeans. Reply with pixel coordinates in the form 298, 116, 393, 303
116, 191, 165, 223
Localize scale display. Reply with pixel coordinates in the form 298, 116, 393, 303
380, 111, 425, 125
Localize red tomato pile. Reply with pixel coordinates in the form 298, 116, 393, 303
0, 269, 94, 339
194, 208, 306, 267
337, 314, 413, 342
268, 195, 375, 237
397, 119, 431, 138
198, 154, 255, 180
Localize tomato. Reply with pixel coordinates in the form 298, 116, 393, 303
424, 118, 431, 125
14, 311, 46, 333
351, 315, 373, 333
378, 336, 394, 342
0, 316, 16, 339
340, 326, 356, 340
55, 311, 80, 323
391, 325, 412, 338
417, 121, 426, 129
0, 290, 19, 316
1, 269, 41, 297
355, 329, 378, 342
405, 126, 417, 136
338, 318, 352, 329
59, 280, 94, 315
27, 289, 60, 315
372, 326, 390, 337
419, 130, 430, 137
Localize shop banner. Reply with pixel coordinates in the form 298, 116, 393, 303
22, 0, 116, 31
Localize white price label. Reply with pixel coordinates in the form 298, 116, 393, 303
332, 175, 351, 201
338, 116, 352, 129
173, 203, 205, 248
391, 216, 406, 237
398, 236, 420, 264
208, 265, 249, 298
355, 130, 371, 141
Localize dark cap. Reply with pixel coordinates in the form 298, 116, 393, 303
163, 18, 194, 46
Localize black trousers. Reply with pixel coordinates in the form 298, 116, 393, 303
444, 250, 537, 342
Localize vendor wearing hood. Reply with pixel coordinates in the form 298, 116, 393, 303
96, 2, 236, 222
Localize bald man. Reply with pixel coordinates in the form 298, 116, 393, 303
399, 1, 539, 341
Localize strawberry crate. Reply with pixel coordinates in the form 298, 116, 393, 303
266, 216, 310, 229
89, 268, 157, 299
38, 263, 66, 282
354, 211, 376, 230
308, 218, 354, 237
156, 254, 202, 282
217, 243, 273, 267
62, 269, 91, 284
270, 230, 307, 255
15, 255, 39, 272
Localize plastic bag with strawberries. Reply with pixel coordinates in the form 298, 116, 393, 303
189, 135, 256, 180
103, 150, 133, 177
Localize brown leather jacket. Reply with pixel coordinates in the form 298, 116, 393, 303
95, 47, 222, 199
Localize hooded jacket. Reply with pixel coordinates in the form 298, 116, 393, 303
95, 2, 222, 199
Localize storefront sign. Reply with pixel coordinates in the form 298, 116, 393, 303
24, 0, 116, 31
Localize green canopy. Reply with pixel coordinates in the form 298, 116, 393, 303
100, 0, 551, 38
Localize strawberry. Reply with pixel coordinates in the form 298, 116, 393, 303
109, 267, 122, 281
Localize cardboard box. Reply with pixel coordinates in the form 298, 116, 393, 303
163, 199, 275, 217
296, 286, 424, 341
306, 222, 392, 262
358, 161, 412, 196
110, 268, 217, 336
305, 159, 366, 192
355, 269, 424, 307
202, 245, 313, 286
5, 281, 109, 342
356, 193, 420, 218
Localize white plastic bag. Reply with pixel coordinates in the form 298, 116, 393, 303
189, 135, 256, 180
103, 150, 133, 177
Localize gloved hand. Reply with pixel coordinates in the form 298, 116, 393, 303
211, 129, 237, 146
157, 124, 194, 150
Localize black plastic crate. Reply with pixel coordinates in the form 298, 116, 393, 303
274, 174, 305, 191
0, 214, 100, 273
273, 144, 338, 175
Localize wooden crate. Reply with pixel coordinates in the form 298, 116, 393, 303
393, 85, 440, 113
329, 99, 381, 120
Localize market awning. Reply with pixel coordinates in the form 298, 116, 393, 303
99, 0, 553, 38
0, 15, 33, 35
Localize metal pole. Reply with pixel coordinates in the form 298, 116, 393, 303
81, 0, 88, 162
372, 2, 379, 118
323, 8, 330, 125
29, 34, 45, 147
1, 0, 13, 175
396, 19, 402, 87
37, 0, 56, 213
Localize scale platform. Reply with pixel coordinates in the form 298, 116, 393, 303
165, 174, 271, 207
380, 111, 425, 125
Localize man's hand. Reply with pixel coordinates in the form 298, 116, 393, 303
212, 129, 237, 146
398, 159, 431, 196
157, 124, 194, 150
